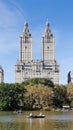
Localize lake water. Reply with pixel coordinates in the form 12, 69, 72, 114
0, 111, 73, 130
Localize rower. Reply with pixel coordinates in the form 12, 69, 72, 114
30, 113, 32, 116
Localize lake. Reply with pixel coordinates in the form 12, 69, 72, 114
0, 111, 73, 130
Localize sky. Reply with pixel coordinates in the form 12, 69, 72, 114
0, 0, 73, 84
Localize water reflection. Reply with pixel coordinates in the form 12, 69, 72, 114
0, 111, 73, 130
28, 118, 45, 130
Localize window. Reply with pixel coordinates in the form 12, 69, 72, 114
24, 37, 28, 43
47, 46, 49, 49
25, 46, 27, 49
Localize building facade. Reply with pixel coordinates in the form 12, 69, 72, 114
68, 71, 73, 83
0, 66, 4, 83
15, 22, 59, 84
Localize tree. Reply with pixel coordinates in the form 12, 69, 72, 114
0, 83, 25, 110
53, 84, 69, 108
24, 84, 53, 110
22, 78, 54, 88
66, 83, 73, 107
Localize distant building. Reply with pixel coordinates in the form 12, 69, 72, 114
62, 105, 70, 111
15, 21, 59, 84
68, 71, 73, 83
0, 66, 4, 83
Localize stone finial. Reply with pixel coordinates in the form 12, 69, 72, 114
42, 21, 52, 38
21, 21, 31, 37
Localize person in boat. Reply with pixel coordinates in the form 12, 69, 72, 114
39, 112, 42, 116
30, 113, 32, 116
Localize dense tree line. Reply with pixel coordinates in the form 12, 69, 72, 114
0, 78, 73, 111
0, 83, 25, 110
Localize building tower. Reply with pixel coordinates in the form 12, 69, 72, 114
0, 66, 4, 83
15, 21, 59, 84
68, 71, 73, 83
42, 21, 54, 63
20, 22, 32, 62
41, 21, 59, 83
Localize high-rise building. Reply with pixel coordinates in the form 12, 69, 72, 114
68, 71, 73, 83
15, 21, 59, 84
19, 22, 32, 63
0, 65, 4, 83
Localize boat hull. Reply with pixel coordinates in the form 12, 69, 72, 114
29, 115, 45, 118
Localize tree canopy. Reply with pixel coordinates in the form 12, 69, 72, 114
0, 78, 73, 111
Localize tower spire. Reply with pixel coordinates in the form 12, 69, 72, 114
44, 21, 51, 36
22, 21, 31, 37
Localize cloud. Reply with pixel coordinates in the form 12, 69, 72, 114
0, 2, 16, 26
0, 1, 23, 83
0, 1, 24, 55
0, 1, 25, 27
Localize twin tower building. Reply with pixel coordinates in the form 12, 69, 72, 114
15, 21, 59, 84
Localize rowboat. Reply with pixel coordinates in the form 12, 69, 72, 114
28, 113, 45, 118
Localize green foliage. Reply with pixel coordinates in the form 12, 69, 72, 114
67, 83, 73, 97
22, 78, 54, 88
22, 80, 30, 86
23, 103, 34, 110
30, 78, 40, 84
24, 83, 53, 110
66, 83, 73, 107
0, 78, 72, 111
53, 85, 69, 108
0, 83, 25, 110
